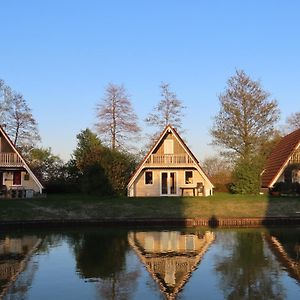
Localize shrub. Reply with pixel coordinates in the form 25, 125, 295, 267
231, 159, 261, 194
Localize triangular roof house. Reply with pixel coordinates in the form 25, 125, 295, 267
264, 233, 300, 283
261, 129, 300, 189
128, 125, 214, 197
0, 125, 43, 196
128, 231, 215, 299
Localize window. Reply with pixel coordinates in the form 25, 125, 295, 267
164, 139, 174, 154
186, 235, 195, 251
24, 173, 30, 181
185, 171, 193, 184
13, 171, 21, 185
145, 171, 153, 184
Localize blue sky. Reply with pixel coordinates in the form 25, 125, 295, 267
0, 0, 299, 160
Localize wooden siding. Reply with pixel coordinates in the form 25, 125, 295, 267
145, 154, 193, 166
0, 132, 23, 167
0, 153, 23, 167
130, 231, 215, 253
290, 148, 300, 164
154, 132, 186, 155
0, 132, 14, 152
133, 169, 207, 197
2, 171, 41, 193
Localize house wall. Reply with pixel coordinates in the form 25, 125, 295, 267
131, 231, 213, 252
131, 168, 211, 197
1, 171, 41, 193
0, 133, 13, 152
153, 132, 186, 155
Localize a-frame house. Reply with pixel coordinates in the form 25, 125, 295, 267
0, 125, 43, 198
261, 128, 300, 190
127, 125, 214, 197
128, 230, 215, 299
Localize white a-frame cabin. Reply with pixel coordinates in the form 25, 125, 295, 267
128, 125, 214, 197
0, 125, 43, 198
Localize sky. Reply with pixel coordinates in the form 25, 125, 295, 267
0, 0, 299, 161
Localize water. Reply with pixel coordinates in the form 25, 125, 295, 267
0, 227, 299, 299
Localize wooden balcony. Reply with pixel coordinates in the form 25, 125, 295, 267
0, 153, 23, 167
145, 154, 194, 167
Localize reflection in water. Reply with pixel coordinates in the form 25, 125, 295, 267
0, 235, 41, 298
0, 228, 299, 300
264, 229, 300, 283
128, 230, 215, 299
71, 230, 140, 300
214, 231, 285, 300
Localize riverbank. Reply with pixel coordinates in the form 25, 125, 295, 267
0, 193, 299, 225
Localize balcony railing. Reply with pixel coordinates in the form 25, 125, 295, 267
145, 154, 194, 165
0, 153, 23, 167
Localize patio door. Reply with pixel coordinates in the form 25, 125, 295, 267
161, 172, 177, 196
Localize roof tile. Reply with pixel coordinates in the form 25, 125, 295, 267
261, 129, 300, 187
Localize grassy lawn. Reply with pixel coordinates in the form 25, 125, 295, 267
0, 192, 299, 221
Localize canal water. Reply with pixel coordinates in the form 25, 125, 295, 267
0, 227, 299, 299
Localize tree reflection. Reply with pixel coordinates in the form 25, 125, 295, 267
215, 231, 285, 300
71, 230, 139, 300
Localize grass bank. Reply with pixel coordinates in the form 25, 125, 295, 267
0, 193, 299, 222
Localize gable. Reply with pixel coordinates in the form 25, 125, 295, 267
261, 129, 300, 187
0, 125, 44, 192
153, 132, 186, 155
0, 132, 14, 152
128, 231, 215, 299
128, 125, 213, 190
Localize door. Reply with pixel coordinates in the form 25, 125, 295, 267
13, 171, 21, 185
161, 172, 177, 195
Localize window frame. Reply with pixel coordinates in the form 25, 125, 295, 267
185, 170, 193, 185
145, 171, 153, 185
13, 171, 22, 186
164, 139, 174, 154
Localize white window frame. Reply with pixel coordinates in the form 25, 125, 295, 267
160, 171, 178, 196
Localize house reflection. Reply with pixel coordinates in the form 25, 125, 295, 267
128, 230, 215, 299
264, 231, 300, 283
0, 235, 42, 297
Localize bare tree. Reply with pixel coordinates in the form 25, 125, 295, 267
95, 83, 140, 150
202, 156, 233, 192
0, 79, 40, 149
145, 82, 185, 133
286, 112, 300, 132
0, 79, 10, 122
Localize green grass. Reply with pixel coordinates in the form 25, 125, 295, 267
0, 192, 299, 221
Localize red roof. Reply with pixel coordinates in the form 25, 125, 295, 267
261, 129, 300, 187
